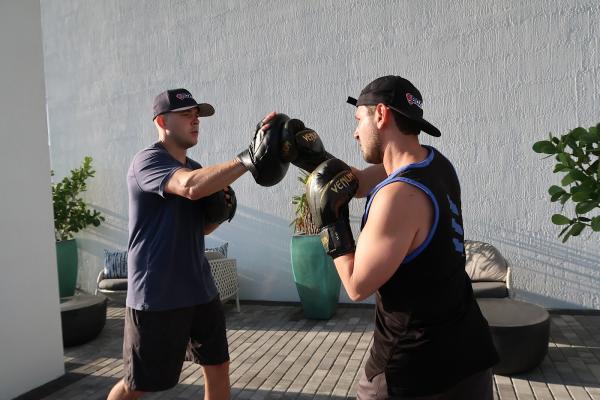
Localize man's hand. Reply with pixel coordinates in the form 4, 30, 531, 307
200, 186, 237, 225
306, 158, 359, 258
280, 118, 334, 172
237, 113, 291, 186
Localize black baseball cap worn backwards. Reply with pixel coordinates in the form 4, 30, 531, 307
153, 88, 215, 120
347, 75, 441, 137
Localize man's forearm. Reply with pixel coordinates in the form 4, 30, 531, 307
183, 159, 246, 199
333, 253, 365, 301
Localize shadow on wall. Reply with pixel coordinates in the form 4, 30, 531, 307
73, 202, 370, 303
466, 219, 600, 310
207, 203, 300, 302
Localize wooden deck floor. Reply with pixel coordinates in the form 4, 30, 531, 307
17, 302, 600, 399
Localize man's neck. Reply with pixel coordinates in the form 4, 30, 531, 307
159, 138, 187, 164
382, 137, 428, 176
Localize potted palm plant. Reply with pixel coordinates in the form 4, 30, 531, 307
290, 171, 341, 319
52, 156, 104, 298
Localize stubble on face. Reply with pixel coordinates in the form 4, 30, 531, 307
165, 110, 199, 149
361, 129, 383, 164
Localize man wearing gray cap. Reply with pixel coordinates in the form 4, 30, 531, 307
107, 88, 287, 400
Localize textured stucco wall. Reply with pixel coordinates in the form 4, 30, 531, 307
41, 0, 600, 308
0, 1, 65, 398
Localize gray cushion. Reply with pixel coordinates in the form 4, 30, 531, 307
465, 240, 507, 282
205, 250, 225, 261
472, 281, 508, 298
97, 278, 127, 291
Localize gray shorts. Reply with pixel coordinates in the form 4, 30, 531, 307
356, 368, 493, 399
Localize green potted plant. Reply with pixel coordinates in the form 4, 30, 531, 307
290, 171, 341, 319
532, 124, 600, 242
52, 156, 104, 297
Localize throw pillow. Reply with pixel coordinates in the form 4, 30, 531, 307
464, 240, 508, 282
205, 242, 228, 258
104, 249, 128, 279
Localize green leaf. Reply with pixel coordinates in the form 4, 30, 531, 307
580, 131, 596, 145
561, 173, 575, 186
559, 193, 571, 205
569, 127, 587, 138
569, 222, 586, 236
591, 216, 600, 232
551, 214, 571, 225
571, 190, 590, 202
553, 164, 568, 173
575, 201, 597, 214
557, 153, 574, 167
569, 169, 588, 182
532, 140, 556, 154
558, 226, 570, 237
550, 192, 563, 202
548, 185, 565, 196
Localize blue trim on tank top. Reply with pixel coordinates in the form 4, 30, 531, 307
360, 147, 439, 263
362, 146, 435, 226
396, 178, 440, 263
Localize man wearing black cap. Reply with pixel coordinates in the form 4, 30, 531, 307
304, 76, 498, 399
107, 88, 288, 400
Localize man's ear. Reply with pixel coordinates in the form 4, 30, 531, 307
155, 114, 167, 129
375, 103, 391, 129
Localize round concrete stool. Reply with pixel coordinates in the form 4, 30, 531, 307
60, 294, 107, 347
477, 298, 550, 375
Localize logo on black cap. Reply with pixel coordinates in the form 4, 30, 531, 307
152, 88, 215, 120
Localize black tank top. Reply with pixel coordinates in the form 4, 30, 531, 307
362, 146, 498, 397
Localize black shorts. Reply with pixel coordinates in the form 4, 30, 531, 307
356, 368, 493, 399
123, 296, 229, 392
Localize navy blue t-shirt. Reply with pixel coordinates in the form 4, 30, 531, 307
126, 142, 218, 311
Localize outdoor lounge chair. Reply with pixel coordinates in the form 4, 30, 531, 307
96, 249, 240, 311
464, 240, 510, 298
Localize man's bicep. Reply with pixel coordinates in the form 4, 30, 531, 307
134, 151, 182, 196
353, 164, 387, 198
164, 168, 193, 198
353, 188, 419, 294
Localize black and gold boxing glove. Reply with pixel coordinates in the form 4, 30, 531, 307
280, 118, 334, 173
306, 158, 358, 258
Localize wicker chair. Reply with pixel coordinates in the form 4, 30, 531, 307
96, 252, 240, 311
95, 269, 127, 304
208, 256, 240, 312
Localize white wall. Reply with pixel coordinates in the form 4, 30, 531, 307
41, 0, 600, 309
0, 1, 65, 398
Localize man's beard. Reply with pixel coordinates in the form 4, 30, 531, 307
171, 132, 196, 149
361, 131, 383, 164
